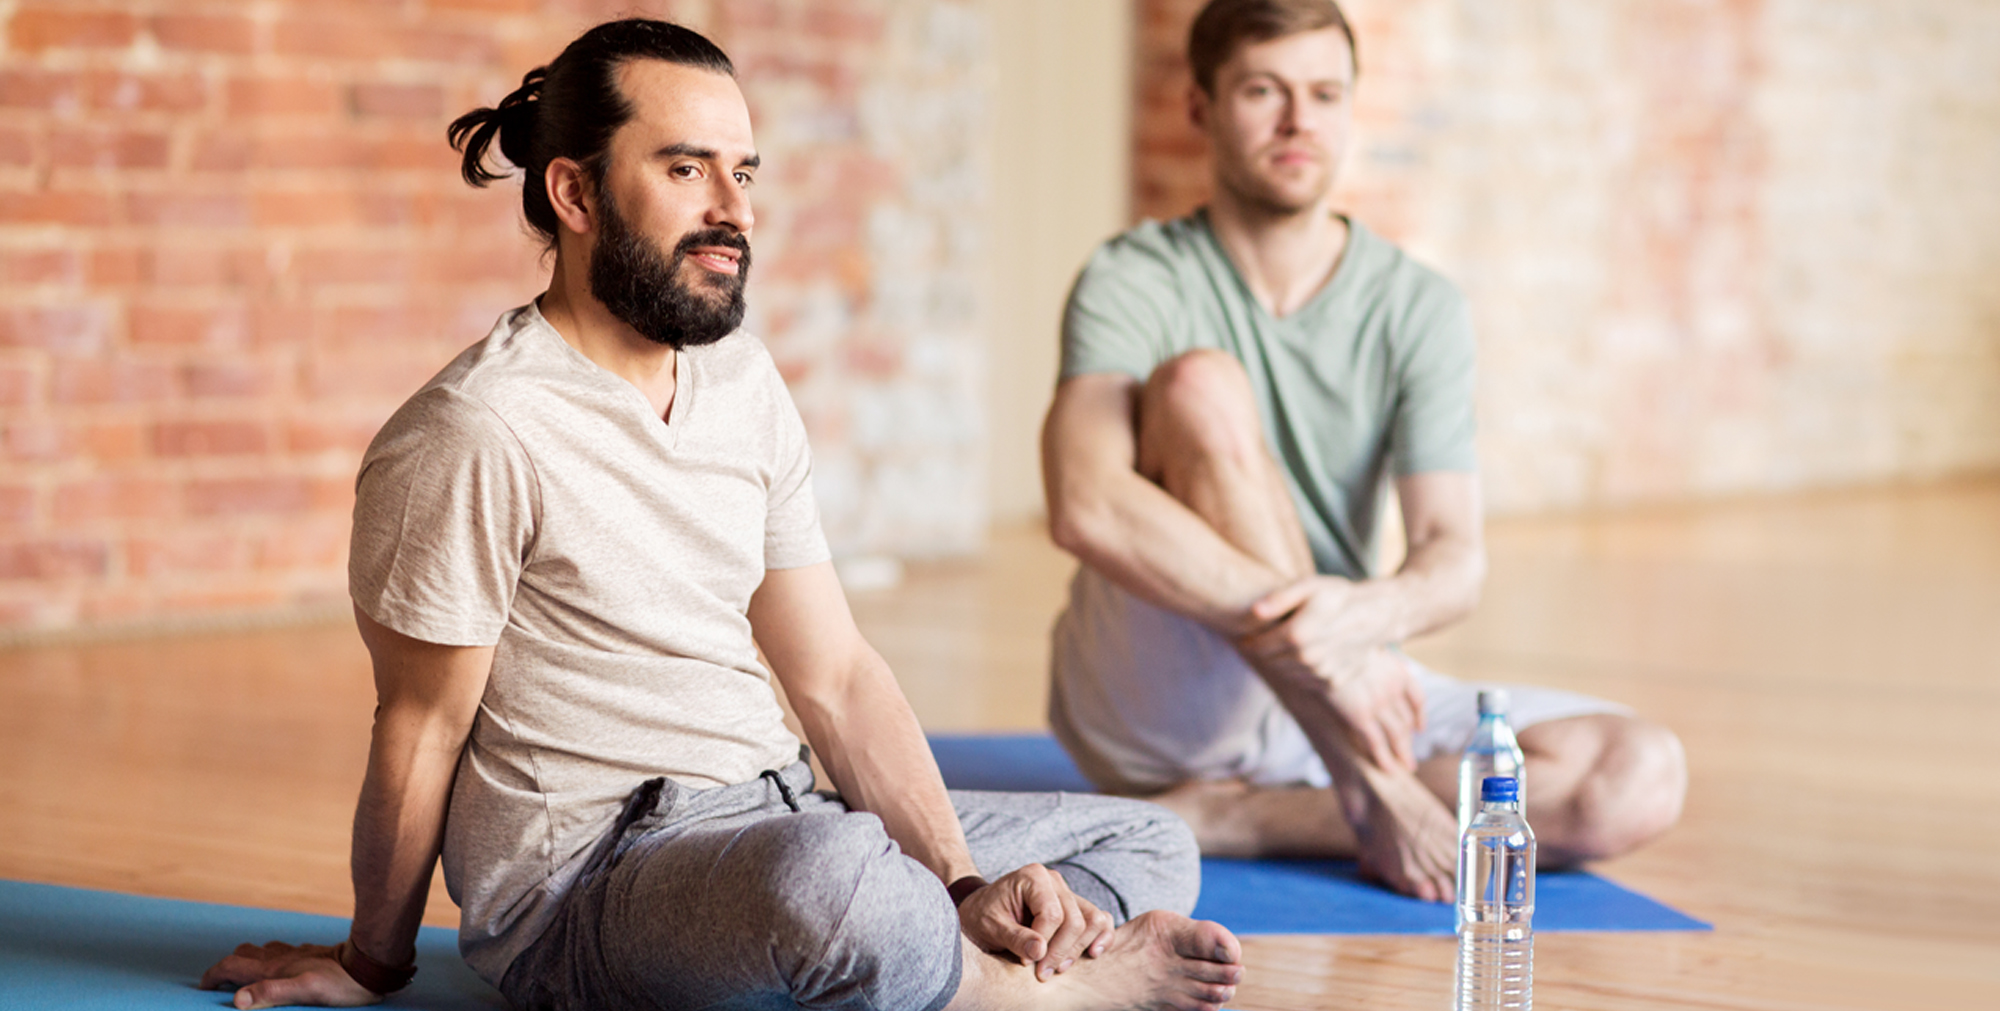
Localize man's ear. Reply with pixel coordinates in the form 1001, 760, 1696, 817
1186, 83, 1209, 132
545, 157, 594, 237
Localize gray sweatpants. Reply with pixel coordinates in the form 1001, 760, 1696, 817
499, 757, 1200, 1011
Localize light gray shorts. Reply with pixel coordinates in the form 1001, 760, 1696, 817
1049, 567, 1630, 793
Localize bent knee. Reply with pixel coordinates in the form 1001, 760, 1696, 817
736, 815, 961, 1007
1140, 350, 1262, 455
1559, 721, 1687, 860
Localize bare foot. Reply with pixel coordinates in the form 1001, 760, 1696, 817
1348, 768, 1458, 903
1057, 911, 1243, 1011
953, 910, 1242, 1011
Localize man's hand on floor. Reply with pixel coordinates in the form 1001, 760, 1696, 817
199, 941, 380, 1009
959, 863, 1116, 981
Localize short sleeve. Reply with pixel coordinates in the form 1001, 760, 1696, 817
349, 387, 539, 646
1058, 241, 1176, 383
1388, 285, 1479, 475
763, 371, 831, 571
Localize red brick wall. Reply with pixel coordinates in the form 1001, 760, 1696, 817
0, 0, 956, 634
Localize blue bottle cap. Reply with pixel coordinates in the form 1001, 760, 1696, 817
1481, 776, 1518, 803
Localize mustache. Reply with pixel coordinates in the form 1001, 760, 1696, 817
673, 227, 751, 266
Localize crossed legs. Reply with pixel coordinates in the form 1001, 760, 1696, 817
1126, 348, 1685, 875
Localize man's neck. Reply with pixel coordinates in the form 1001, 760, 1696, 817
1206, 188, 1350, 319
539, 255, 680, 421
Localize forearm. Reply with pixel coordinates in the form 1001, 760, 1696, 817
791, 651, 978, 885
1053, 468, 1290, 635
1342, 528, 1486, 647
346, 708, 465, 965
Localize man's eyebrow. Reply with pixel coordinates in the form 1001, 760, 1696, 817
656, 142, 760, 169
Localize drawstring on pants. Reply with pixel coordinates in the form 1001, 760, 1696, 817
759, 768, 801, 812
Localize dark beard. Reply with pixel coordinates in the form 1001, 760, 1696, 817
588, 192, 751, 350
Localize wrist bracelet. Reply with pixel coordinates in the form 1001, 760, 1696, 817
336, 939, 418, 995
946, 875, 989, 907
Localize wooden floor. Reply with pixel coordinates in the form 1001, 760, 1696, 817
4, 479, 1998, 1008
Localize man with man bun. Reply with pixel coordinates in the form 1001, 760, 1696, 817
199, 19, 1241, 1011
1042, 0, 1688, 901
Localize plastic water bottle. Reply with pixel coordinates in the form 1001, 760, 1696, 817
1455, 776, 1535, 1011
1457, 689, 1524, 835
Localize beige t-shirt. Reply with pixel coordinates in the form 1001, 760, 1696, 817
349, 303, 829, 986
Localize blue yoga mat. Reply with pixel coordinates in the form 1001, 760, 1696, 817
0, 879, 504, 1010
930, 732, 1710, 935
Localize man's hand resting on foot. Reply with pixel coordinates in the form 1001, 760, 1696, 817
199, 941, 379, 1009
958, 863, 1117, 981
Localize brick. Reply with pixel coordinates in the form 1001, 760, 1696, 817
800, 8, 885, 43
0, 190, 116, 227
367, 135, 454, 173
125, 191, 250, 228
49, 127, 172, 170
0, 483, 33, 527
89, 72, 208, 113
2, 420, 76, 461
0, 248, 83, 286
301, 353, 440, 399
186, 476, 306, 516
0, 303, 115, 353
271, 20, 497, 65
143, 246, 237, 287
128, 532, 246, 577
181, 359, 277, 399
294, 247, 416, 286
148, 13, 256, 54
0, 70, 209, 113
0, 365, 34, 407
226, 75, 341, 117
53, 477, 176, 523
129, 303, 249, 348
252, 188, 361, 229
0, 537, 108, 580
254, 521, 346, 569
0, 126, 30, 166
80, 421, 142, 461
429, 0, 539, 13
285, 416, 381, 453
249, 302, 314, 346
49, 358, 174, 405
348, 83, 443, 120
6, 7, 138, 53
88, 247, 144, 286
154, 419, 268, 456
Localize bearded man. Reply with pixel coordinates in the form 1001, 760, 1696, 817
1041, 0, 1688, 901
198, 19, 1242, 1011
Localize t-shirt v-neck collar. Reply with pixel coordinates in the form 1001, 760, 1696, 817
1193, 207, 1362, 328
524, 300, 694, 451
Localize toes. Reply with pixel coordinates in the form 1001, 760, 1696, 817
1185, 958, 1244, 985
1173, 917, 1241, 964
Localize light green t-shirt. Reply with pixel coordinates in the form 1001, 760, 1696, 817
1060, 211, 1477, 578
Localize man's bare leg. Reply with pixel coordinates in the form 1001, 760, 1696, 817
1153, 712, 1687, 869
1133, 348, 1460, 900
1135, 349, 1313, 584
944, 911, 1242, 1011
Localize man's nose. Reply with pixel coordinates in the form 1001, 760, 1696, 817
1274, 89, 1302, 136
709, 175, 754, 234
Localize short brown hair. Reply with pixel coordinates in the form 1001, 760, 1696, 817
1187, 0, 1357, 95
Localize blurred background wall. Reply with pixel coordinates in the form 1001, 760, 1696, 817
1139, 0, 2000, 513
2, 0, 1997, 636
